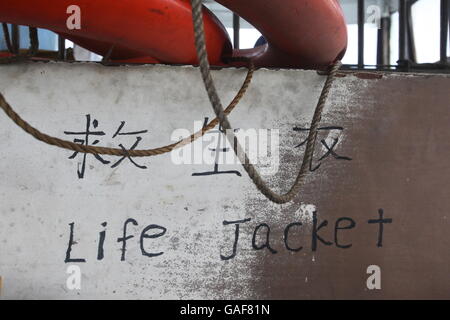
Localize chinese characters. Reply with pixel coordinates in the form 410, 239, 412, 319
293, 125, 352, 171
64, 114, 149, 178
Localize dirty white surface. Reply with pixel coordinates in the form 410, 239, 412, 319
0, 62, 344, 299
1, 62, 447, 299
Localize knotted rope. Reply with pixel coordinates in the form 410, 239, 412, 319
0, 26, 254, 156
0, 1, 342, 203
190, 0, 342, 203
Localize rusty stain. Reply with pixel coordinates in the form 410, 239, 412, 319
332, 71, 383, 79
353, 72, 384, 80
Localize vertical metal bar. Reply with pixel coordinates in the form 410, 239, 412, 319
11, 24, 20, 54
58, 35, 66, 60
376, 26, 383, 66
358, 0, 365, 68
441, 0, 449, 64
28, 27, 39, 56
377, 17, 391, 66
1, 23, 14, 53
233, 13, 240, 50
406, 0, 417, 63
399, 0, 407, 62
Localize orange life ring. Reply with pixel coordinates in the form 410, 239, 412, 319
0, 0, 347, 68
0, 0, 232, 65
218, 0, 347, 68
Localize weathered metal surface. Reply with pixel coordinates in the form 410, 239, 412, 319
0, 62, 449, 299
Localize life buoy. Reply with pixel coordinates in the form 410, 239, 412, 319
0, 0, 347, 68
0, 0, 232, 65
218, 0, 347, 68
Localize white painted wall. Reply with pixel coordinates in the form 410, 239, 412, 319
1, 62, 448, 299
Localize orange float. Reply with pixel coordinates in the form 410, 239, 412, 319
0, 0, 347, 68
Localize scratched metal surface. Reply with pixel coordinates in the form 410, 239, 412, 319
0, 62, 449, 299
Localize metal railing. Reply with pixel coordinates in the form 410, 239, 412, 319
2, 0, 449, 73
231, 0, 450, 73
346, 0, 449, 72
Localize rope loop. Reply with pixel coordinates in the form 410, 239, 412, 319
0, 9, 342, 204
0, 27, 254, 157
190, 0, 342, 203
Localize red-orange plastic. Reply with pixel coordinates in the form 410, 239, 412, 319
0, 0, 232, 65
0, 0, 347, 68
